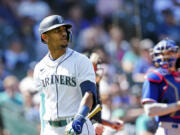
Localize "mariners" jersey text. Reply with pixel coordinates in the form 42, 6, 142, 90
41, 75, 76, 87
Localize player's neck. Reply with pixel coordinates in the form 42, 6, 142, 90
49, 48, 66, 60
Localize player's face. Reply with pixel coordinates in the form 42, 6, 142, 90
46, 26, 68, 48
161, 50, 177, 70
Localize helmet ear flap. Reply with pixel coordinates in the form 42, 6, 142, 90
66, 30, 72, 42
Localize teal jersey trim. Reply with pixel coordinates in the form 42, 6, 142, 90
40, 93, 46, 134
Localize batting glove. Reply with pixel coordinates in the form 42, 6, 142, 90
65, 122, 76, 135
72, 114, 86, 134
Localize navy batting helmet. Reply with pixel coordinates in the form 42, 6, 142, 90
39, 15, 72, 43
150, 39, 179, 68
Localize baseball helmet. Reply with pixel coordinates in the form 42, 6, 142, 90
150, 39, 179, 68
39, 15, 72, 43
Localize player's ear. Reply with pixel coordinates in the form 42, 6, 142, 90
41, 34, 48, 43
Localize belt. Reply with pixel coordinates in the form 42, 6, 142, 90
48, 118, 74, 127
49, 120, 68, 127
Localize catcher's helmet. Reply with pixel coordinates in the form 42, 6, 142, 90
150, 39, 179, 68
39, 15, 72, 43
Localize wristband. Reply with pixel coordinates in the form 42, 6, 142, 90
77, 105, 90, 117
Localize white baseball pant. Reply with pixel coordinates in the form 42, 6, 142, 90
155, 122, 180, 135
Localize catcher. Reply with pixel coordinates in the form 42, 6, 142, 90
142, 39, 180, 135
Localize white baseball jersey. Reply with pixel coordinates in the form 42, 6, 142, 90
34, 48, 96, 121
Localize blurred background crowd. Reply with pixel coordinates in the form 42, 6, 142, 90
0, 0, 179, 135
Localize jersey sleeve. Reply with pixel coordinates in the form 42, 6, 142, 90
77, 55, 96, 84
77, 55, 97, 105
142, 80, 160, 104
141, 71, 163, 104
33, 64, 43, 92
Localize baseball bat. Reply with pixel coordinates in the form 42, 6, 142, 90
87, 104, 102, 119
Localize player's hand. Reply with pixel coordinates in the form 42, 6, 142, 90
65, 122, 76, 135
94, 123, 104, 135
110, 120, 124, 131
72, 114, 86, 134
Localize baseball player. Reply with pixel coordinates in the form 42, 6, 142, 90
141, 39, 180, 135
89, 52, 124, 135
33, 15, 97, 135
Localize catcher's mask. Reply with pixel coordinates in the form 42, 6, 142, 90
39, 15, 72, 43
150, 39, 179, 68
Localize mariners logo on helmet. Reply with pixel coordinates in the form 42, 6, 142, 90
150, 39, 179, 68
